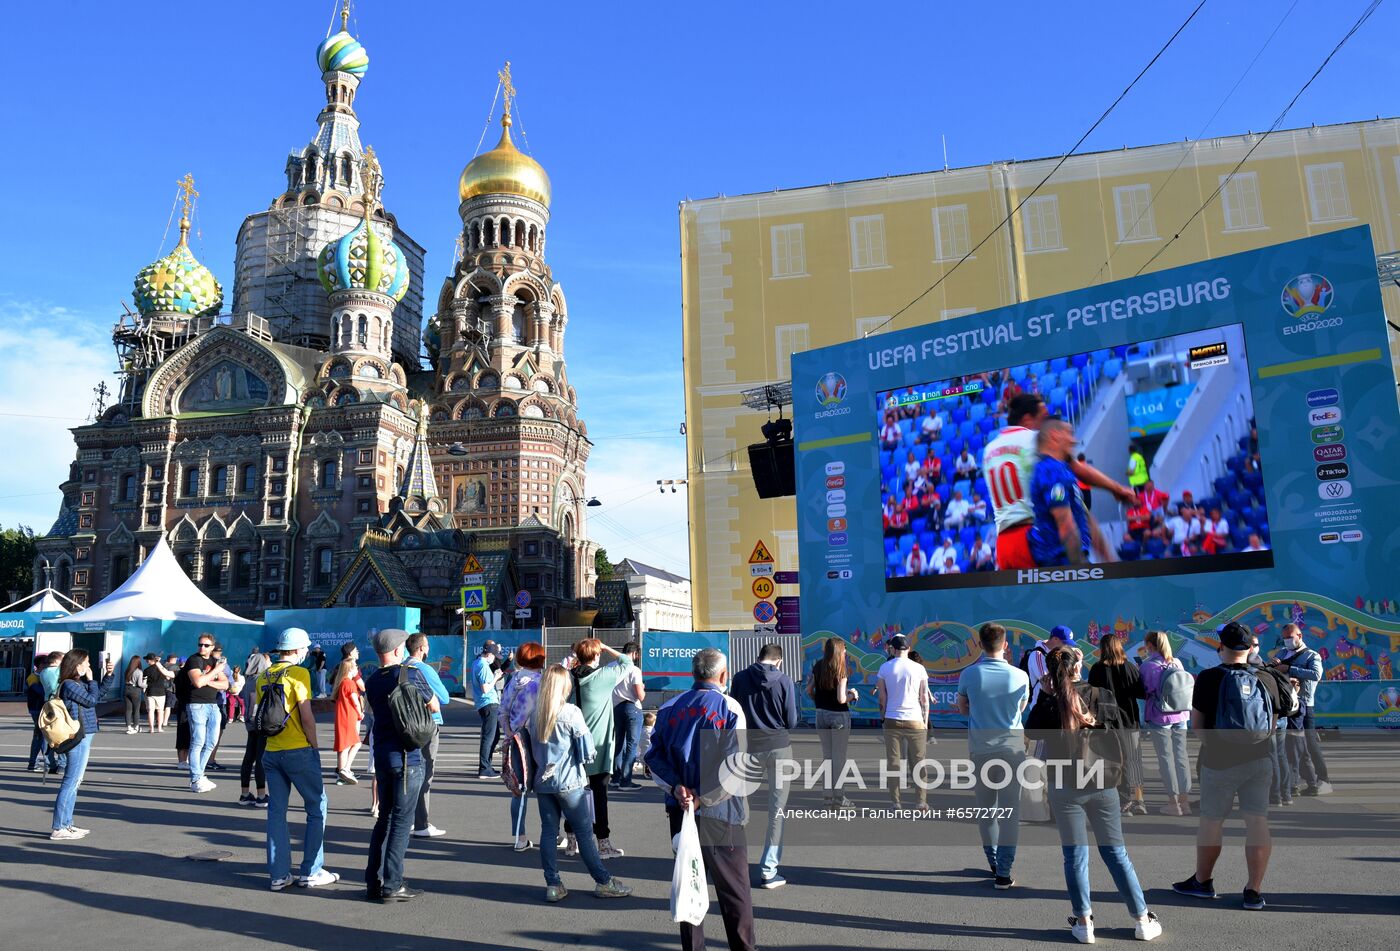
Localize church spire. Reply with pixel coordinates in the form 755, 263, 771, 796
397, 408, 441, 513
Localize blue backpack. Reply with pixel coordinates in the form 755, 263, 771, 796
1214, 667, 1274, 743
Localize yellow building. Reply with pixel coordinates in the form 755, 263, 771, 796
680, 118, 1400, 631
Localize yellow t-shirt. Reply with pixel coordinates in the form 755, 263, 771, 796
256, 662, 314, 752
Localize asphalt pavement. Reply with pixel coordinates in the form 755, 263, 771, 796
0, 705, 1396, 950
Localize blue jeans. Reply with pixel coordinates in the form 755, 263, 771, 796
753, 747, 792, 880
314, 670, 328, 697
51, 735, 92, 831
186, 703, 220, 785
367, 759, 424, 894
1270, 730, 1292, 800
972, 749, 1024, 877
264, 746, 327, 881
1146, 720, 1191, 797
29, 712, 63, 771
612, 702, 643, 785
1048, 786, 1147, 919
538, 786, 612, 887
478, 704, 501, 773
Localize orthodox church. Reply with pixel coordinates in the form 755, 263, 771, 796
34, 13, 601, 634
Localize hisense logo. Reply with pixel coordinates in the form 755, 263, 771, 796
1016, 567, 1105, 584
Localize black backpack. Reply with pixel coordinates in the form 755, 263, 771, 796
388, 664, 436, 752
1018, 644, 1046, 676
250, 666, 293, 737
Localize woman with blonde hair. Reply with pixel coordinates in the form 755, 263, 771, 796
807, 637, 858, 806
502, 641, 548, 850
332, 643, 365, 785
1141, 630, 1192, 815
530, 665, 631, 903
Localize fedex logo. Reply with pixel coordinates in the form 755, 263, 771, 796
1308, 406, 1342, 426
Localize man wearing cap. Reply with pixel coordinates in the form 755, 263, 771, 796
364, 628, 439, 903
1024, 625, 1075, 714
309, 644, 329, 699
877, 634, 931, 810
257, 627, 337, 891
471, 640, 505, 778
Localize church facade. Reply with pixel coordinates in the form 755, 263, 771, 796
34, 18, 598, 635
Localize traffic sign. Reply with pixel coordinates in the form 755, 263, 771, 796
752, 600, 776, 623
515, 589, 532, 609
466, 613, 485, 631
461, 585, 486, 611
751, 576, 774, 599
776, 596, 800, 633
753, 623, 777, 633
749, 563, 775, 577
463, 572, 484, 586
748, 540, 775, 564
775, 596, 800, 615
774, 571, 800, 585
514, 608, 532, 619
462, 553, 483, 574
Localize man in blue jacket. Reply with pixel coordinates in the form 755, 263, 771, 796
645, 648, 755, 951
406, 633, 452, 838
26, 652, 64, 772
730, 643, 798, 890
1270, 623, 1331, 795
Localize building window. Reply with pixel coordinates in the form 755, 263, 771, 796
111, 555, 131, 587
272, 456, 287, 472
357, 499, 371, 514
150, 465, 163, 480
179, 552, 196, 579
773, 323, 810, 380
205, 552, 225, 590
321, 459, 338, 490
1305, 163, 1351, 221
849, 215, 887, 269
855, 316, 890, 338
525, 540, 540, 556
242, 464, 258, 493
932, 205, 971, 261
358, 474, 372, 489
524, 573, 540, 588
78, 514, 93, 530
231, 550, 252, 589
1220, 172, 1264, 231
212, 465, 229, 494
270, 502, 284, 518
770, 223, 806, 278
80, 491, 95, 507
359, 449, 373, 465
120, 474, 137, 502
1021, 196, 1063, 252
75, 546, 90, 561
148, 486, 162, 503
264, 587, 280, 605
315, 546, 334, 586
73, 569, 89, 587
941, 307, 978, 320
1113, 184, 1156, 242
146, 511, 160, 526
183, 466, 200, 498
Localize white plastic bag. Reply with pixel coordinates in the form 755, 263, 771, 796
670, 803, 710, 926
1020, 756, 1051, 823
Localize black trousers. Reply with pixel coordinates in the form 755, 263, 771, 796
240, 730, 266, 789
666, 808, 756, 951
175, 703, 190, 755
563, 773, 611, 839
124, 687, 143, 729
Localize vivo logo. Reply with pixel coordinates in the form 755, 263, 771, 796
825, 461, 846, 476
828, 532, 849, 546
1318, 480, 1353, 500
1306, 388, 1340, 408
1016, 567, 1106, 584
1313, 444, 1347, 462
1308, 406, 1342, 426
1316, 463, 1350, 481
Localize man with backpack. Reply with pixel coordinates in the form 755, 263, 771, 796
26, 652, 65, 773
1174, 621, 1289, 911
1270, 623, 1331, 796
254, 627, 337, 892
1021, 625, 1074, 715
364, 627, 440, 903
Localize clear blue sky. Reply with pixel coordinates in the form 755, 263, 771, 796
0, 0, 1393, 577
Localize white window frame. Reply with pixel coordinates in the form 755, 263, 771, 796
1021, 195, 1064, 252
1304, 163, 1352, 222
849, 214, 888, 270
941, 307, 978, 320
769, 223, 807, 279
1112, 184, 1157, 242
855, 316, 890, 338
931, 204, 972, 261
1219, 172, 1265, 231
774, 323, 810, 380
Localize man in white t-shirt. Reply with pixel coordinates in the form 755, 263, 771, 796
610, 642, 646, 788
1164, 504, 1192, 555
954, 448, 979, 480
919, 410, 943, 444
931, 537, 957, 571
944, 491, 972, 531
877, 635, 931, 810
904, 544, 930, 576
939, 556, 961, 575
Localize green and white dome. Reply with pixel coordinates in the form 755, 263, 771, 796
133, 231, 223, 318
317, 218, 409, 301
316, 30, 368, 77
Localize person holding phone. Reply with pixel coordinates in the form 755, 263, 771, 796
50, 649, 115, 841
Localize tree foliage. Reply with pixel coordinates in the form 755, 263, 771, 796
0, 525, 38, 597
594, 547, 614, 583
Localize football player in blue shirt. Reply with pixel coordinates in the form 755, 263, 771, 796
1028, 418, 1109, 566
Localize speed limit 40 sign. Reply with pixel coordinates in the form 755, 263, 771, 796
751, 576, 774, 599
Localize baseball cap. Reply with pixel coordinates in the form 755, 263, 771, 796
1217, 621, 1252, 651
1049, 625, 1076, 645
275, 627, 311, 651
481, 639, 502, 656
888, 634, 910, 651
372, 628, 410, 655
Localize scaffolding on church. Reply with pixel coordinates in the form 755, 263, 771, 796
259, 200, 324, 351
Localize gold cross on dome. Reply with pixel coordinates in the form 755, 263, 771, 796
498, 61, 516, 119
361, 146, 382, 213
177, 173, 199, 219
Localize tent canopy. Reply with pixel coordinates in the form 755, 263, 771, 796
38, 538, 258, 629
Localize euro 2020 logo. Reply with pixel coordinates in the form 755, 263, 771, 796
816, 371, 847, 408
1281, 273, 1334, 319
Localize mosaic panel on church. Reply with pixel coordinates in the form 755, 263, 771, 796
178, 361, 271, 413
451, 475, 488, 514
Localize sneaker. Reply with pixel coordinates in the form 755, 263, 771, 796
1070, 915, 1095, 944
66, 826, 90, 836
1300, 786, 1320, 797
337, 770, 359, 786
370, 806, 379, 819
1158, 801, 1183, 816
477, 767, 501, 779
1269, 795, 1281, 806
238, 793, 257, 807
1242, 889, 1267, 910
556, 834, 567, 849
544, 884, 568, 903
298, 869, 341, 888
1315, 781, 1334, 795
759, 874, 787, 889
1172, 875, 1217, 900
126, 727, 137, 735
208, 762, 226, 771
1280, 797, 1294, 806
269, 876, 294, 892
255, 796, 269, 809
1134, 911, 1162, 941
564, 834, 579, 858
411, 825, 446, 838
594, 878, 632, 899
994, 875, 1015, 890
597, 838, 624, 858
27, 764, 41, 772
192, 778, 217, 793
513, 838, 534, 852
49, 828, 86, 841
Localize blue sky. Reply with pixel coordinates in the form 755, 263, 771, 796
0, 0, 1394, 577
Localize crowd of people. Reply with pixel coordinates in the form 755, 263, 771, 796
22, 613, 1337, 948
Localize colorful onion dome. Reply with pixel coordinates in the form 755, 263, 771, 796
317, 218, 409, 302
316, 30, 368, 77
459, 114, 551, 207
133, 218, 223, 318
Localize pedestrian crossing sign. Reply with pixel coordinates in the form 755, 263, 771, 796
461, 585, 486, 612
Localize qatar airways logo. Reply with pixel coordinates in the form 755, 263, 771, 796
1016, 566, 1105, 584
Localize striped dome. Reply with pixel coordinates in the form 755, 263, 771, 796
316, 31, 368, 76
317, 218, 409, 302
133, 240, 223, 318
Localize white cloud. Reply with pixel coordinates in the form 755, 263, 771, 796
0, 298, 115, 533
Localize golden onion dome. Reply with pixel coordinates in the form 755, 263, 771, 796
458, 115, 551, 207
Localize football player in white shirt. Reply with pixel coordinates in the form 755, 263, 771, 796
982, 393, 1134, 569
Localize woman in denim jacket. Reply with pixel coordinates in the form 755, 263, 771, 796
51, 649, 115, 840
529, 665, 632, 903
1140, 631, 1192, 816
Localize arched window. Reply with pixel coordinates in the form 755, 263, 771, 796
235, 550, 254, 589
121, 473, 137, 501
357, 314, 368, 347
484, 218, 496, 245
178, 552, 196, 580
242, 464, 258, 494
111, 554, 131, 587
321, 459, 338, 490
183, 466, 200, 498
212, 465, 229, 494
315, 546, 334, 586
205, 552, 225, 590
57, 562, 72, 593
395, 465, 405, 486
